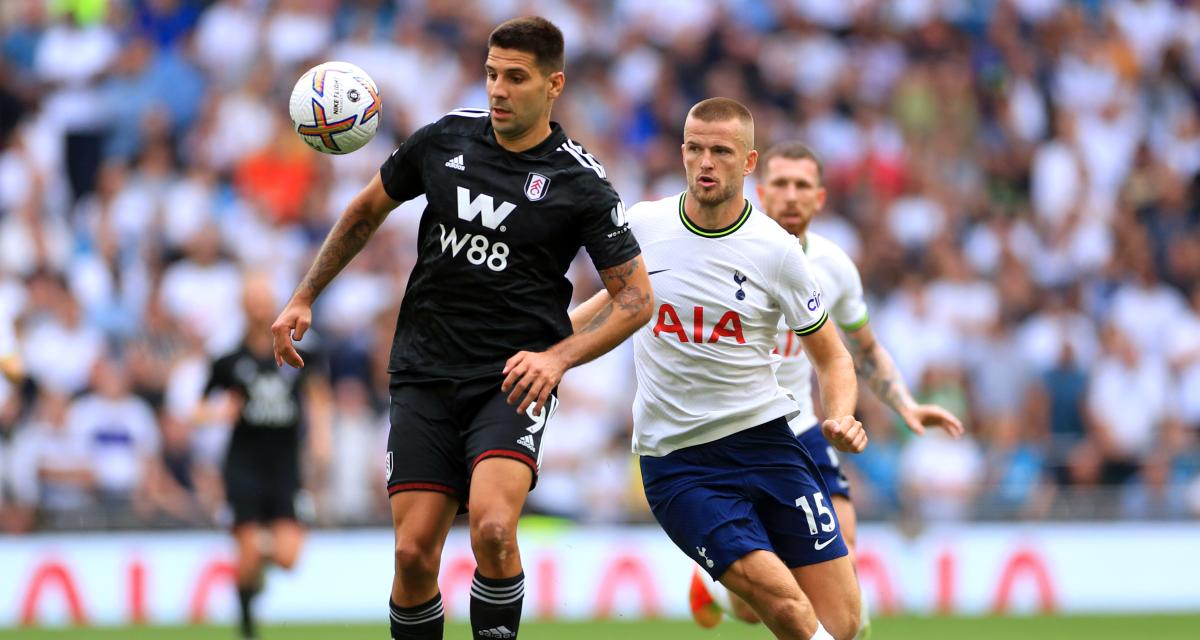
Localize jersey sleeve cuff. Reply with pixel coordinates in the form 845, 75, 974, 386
792, 309, 829, 337
838, 312, 869, 332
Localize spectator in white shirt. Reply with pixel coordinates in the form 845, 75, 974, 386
159, 225, 244, 356
1086, 325, 1174, 485
16, 390, 95, 527
66, 356, 162, 524
21, 272, 104, 395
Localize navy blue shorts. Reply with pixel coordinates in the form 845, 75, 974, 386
640, 417, 849, 581
795, 424, 851, 499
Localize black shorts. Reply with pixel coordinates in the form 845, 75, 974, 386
223, 452, 300, 527
385, 374, 557, 505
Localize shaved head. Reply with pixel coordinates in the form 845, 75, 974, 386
685, 97, 755, 151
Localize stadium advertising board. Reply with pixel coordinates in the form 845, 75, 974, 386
3, 524, 1198, 626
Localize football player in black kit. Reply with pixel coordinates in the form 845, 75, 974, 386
204, 274, 332, 640
270, 16, 653, 640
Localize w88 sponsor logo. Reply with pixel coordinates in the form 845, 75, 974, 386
435, 224, 509, 272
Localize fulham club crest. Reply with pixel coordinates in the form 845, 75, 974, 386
524, 173, 551, 201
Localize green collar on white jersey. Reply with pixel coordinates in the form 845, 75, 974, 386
678, 193, 752, 238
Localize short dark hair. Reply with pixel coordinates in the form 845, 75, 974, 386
760, 141, 823, 183
686, 97, 755, 147
488, 17, 565, 74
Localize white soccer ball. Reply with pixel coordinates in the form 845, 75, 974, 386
288, 61, 381, 155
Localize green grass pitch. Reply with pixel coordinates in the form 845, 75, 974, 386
2, 616, 1199, 639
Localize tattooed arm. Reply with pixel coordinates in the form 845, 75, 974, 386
272, 174, 398, 368
502, 255, 654, 415
569, 288, 614, 334
844, 323, 964, 436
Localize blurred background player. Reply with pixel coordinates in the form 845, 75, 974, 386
573, 98, 867, 640
689, 142, 965, 636
269, 16, 651, 640
201, 273, 332, 640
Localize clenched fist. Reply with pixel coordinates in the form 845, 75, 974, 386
821, 415, 867, 453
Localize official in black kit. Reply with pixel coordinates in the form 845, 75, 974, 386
270, 16, 653, 640
202, 273, 332, 640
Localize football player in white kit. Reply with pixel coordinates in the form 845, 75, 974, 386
571, 98, 867, 640
690, 142, 966, 636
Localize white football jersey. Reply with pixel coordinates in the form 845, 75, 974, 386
773, 232, 869, 434
630, 193, 828, 456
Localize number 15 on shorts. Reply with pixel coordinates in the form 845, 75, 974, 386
795, 492, 835, 535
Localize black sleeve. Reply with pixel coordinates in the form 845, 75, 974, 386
378, 121, 439, 202
577, 179, 641, 270
203, 356, 233, 396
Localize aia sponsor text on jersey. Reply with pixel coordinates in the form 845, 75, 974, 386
653, 304, 746, 344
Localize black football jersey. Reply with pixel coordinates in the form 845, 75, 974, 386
205, 343, 325, 456
379, 109, 641, 381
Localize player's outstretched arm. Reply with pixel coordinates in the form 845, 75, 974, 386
503, 255, 653, 415
272, 174, 398, 368
844, 324, 964, 437
800, 323, 866, 453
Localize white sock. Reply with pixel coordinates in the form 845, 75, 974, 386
810, 622, 835, 640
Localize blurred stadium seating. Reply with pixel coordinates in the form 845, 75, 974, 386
1, 0, 1199, 628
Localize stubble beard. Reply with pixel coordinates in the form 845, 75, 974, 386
689, 180, 740, 208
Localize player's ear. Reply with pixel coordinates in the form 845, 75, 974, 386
744, 149, 758, 176
546, 70, 565, 100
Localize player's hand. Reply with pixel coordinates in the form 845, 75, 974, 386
822, 415, 867, 453
270, 301, 311, 368
899, 404, 964, 437
502, 350, 568, 416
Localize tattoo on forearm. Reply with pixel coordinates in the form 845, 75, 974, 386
580, 302, 615, 334
848, 334, 913, 412
599, 257, 639, 290
613, 284, 650, 315
298, 217, 376, 300
599, 258, 652, 317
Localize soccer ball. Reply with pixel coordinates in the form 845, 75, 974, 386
289, 61, 381, 155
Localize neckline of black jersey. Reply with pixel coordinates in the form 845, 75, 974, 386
485, 120, 567, 158
678, 193, 752, 238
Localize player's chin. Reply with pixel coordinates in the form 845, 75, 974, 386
689, 185, 726, 206
491, 109, 517, 128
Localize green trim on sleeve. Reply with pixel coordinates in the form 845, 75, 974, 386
838, 311, 870, 332
792, 309, 829, 337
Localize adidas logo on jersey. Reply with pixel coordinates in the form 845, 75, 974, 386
445, 155, 465, 171
517, 434, 535, 452
478, 626, 516, 638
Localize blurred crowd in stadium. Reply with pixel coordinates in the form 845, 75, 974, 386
1, 0, 1199, 533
